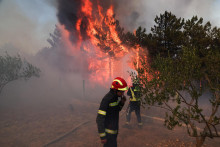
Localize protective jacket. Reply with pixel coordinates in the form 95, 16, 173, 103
96, 89, 124, 140
127, 84, 141, 102
126, 84, 142, 124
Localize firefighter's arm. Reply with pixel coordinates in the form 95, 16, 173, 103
96, 97, 109, 140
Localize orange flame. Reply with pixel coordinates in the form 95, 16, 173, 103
60, 0, 150, 87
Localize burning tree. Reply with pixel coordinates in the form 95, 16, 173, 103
137, 11, 220, 147
38, 0, 150, 86
0, 53, 40, 95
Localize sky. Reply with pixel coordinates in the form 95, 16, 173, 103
0, 0, 220, 55
0, 0, 57, 55
116, 0, 220, 32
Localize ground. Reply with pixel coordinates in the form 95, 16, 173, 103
0, 97, 219, 147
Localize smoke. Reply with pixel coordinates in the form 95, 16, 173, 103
56, 0, 80, 32
114, 0, 218, 31
0, 4, 219, 146
53, 0, 220, 79
0, 0, 57, 55
33, 0, 220, 101
1, 0, 219, 108
56, 0, 219, 33
56, 0, 117, 43
0, 44, 106, 108
36, 27, 91, 78
0, 1, 98, 108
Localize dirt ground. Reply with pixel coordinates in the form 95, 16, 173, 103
0, 98, 220, 147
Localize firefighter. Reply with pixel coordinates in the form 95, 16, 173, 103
96, 77, 128, 147
126, 78, 142, 127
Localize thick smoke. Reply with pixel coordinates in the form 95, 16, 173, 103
36, 27, 90, 77
39, 0, 128, 79
56, 0, 217, 33
35, 0, 219, 100
56, 0, 118, 43
1, 0, 219, 107
53, 0, 218, 77
57, 0, 80, 32
115, 0, 216, 31
56, 0, 117, 31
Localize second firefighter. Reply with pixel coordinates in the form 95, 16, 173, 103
126, 80, 142, 127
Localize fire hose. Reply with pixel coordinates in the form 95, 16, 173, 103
43, 120, 91, 147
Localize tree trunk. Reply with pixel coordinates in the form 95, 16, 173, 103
196, 136, 206, 147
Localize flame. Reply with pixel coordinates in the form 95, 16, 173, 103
59, 0, 150, 87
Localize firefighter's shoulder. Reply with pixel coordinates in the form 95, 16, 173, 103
103, 92, 114, 100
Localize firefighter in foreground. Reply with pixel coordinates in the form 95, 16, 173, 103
96, 77, 128, 147
125, 78, 142, 127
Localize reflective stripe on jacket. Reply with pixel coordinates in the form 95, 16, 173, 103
96, 89, 124, 139
127, 86, 140, 101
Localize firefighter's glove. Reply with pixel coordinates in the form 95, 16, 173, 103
101, 139, 107, 144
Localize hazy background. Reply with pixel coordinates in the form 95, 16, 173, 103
1, 0, 220, 55
0, 0, 220, 107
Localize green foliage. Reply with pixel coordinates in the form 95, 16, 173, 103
138, 46, 219, 146
123, 27, 147, 47
130, 11, 220, 147
0, 53, 40, 94
123, 11, 220, 61
149, 11, 185, 57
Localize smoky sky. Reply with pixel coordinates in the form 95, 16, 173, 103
0, 0, 57, 55
56, 0, 80, 32
38, 0, 220, 71
0, 0, 219, 57
45, 0, 220, 76
56, 0, 219, 33
115, 0, 217, 31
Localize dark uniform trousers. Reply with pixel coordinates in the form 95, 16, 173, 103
126, 101, 141, 123
126, 85, 142, 124
104, 134, 118, 147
